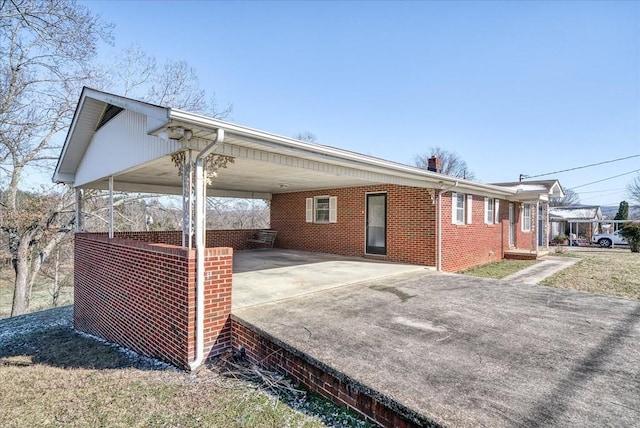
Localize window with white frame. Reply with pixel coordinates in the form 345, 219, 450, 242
306, 196, 337, 223
494, 199, 500, 223
484, 197, 494, 224
521, 203, 532, 231
451, 192, 466, 224
315, 197, 330, 222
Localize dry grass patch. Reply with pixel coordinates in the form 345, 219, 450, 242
540, 249, 640, 300
460, 259, 540, 279
0, 308, 371, 428
0, 265, 73, 319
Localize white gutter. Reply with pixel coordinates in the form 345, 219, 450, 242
437, 181, 459, 272
188, 128, 224, 372
166, 109, 516, 197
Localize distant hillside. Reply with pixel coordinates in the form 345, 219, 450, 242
600, 205, 640, 220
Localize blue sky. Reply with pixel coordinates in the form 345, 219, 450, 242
85, 0, 639, 206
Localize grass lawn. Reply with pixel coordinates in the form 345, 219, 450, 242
460, 259, 540, 279
461, 247, 640, 301
540, 248, 640, 300
0, 307, 371, 428
0, 266, 74, 319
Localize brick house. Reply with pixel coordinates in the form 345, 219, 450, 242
54, 88, 563, 370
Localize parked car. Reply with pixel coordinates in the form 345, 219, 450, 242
591, 231, 628, 248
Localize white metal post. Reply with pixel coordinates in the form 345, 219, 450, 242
108, 176, 114, 239
75, 188, 83, 233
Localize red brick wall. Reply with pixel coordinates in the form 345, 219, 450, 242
271, 186, 539, 272
74, 233, 232, 369
440, 193, 505, 272
270, 185, 437, 266
512, 202, 537, 251
206, 229, 265, 250
84, 229, 262, 250
104, 230, 183, 246
231, 316, 434, 428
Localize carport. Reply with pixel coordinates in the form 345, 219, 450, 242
55, 87, 481, 371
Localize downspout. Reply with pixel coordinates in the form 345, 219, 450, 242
436, 181, 458, 272
189, 128, 224, 372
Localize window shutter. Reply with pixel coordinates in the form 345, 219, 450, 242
305, 198, 313, 223
451, 192, 457, 224
329, 196, 337, 223
494, 199, 500, 224
466, 195, 473, 224
484, 197, 490, 224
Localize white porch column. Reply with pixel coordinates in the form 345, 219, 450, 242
182, 149, 195, 249
534, 201, 539, 253
108, 176, 114, 239
75, 188, 84, 233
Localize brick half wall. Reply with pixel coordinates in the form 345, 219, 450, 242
231, 316, 441, 428
74, 233, 232, 369
82, 229, 263, 251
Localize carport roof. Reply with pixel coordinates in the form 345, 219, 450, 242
54, 88, 540, 200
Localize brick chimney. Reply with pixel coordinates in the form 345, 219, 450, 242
427, 156, 441, 173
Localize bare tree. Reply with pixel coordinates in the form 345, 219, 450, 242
0, 0, 111, 316
1, 2, 238, 316
110, 44, 232, 118
550, 188, 580, 207
628, 173, 640, 205
414, 147, 476, 180
206, 198, 269, 230
293, 131, 318, 143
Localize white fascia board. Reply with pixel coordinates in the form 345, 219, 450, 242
80, 179, 272, 200
511, 191, 548, 202
168, 109, 516, 198
53, 172, 75, 183
549, 181, 565, 198
53, 91, 91, 182
80, 180, 183, 195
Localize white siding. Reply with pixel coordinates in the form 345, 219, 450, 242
74, 110, 180, 187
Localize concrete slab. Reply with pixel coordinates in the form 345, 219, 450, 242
234, 271, 640, 427
502, 256, 579, 284
232, 249, 428, 310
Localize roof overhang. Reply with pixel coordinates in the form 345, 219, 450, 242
54, 88, 557, 201
491, 180, 565, 203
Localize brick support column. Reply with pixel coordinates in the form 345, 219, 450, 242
74, 234, 232, 369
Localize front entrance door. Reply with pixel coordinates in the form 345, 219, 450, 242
509, 202, 515, 247
366, 193, 387, 255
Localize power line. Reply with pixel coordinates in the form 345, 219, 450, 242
522, 154, 640, 180
576, 188, 626, 194
572, 169, 640, 189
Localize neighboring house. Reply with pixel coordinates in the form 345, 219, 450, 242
490, 180, 565, 249
53, 88, 564, 370
548, 205, 603, 242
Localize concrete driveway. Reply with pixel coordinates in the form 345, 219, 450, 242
232, 249, 428, 309
233, 269, 640, 427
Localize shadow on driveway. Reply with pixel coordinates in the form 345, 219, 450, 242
523, 304, 640, 427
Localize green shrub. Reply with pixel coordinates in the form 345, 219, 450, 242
620, 223, 640, 253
